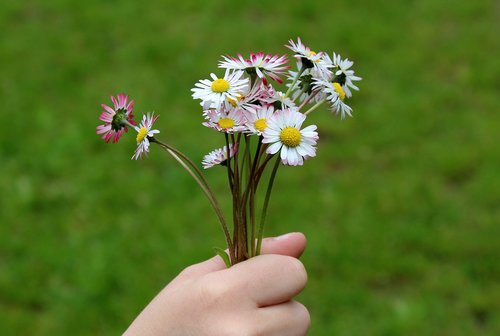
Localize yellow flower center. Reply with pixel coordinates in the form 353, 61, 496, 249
279, 127, 302, 147
227, 94, 243, 107
211, 78, 230, 93
308, 51, 320, 63
136, 127, 148, 143
333, 82, 346, 101
254, 118, 268, 132
218, 118, 235, 129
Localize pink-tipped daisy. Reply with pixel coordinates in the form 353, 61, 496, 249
96, 93, 136, 143
131, 113, 160, 160
219, 52, 290, 84
202, 107, 247, 133
244, 104, 275, 135
202, 144, 239, 169
285, 38, 330, 77
191, 70, 249, 110
262, 108, 318, 166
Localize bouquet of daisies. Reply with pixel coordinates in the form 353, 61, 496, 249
96, 38, 361, 266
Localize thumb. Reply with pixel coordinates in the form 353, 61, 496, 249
175, 232, 307, 281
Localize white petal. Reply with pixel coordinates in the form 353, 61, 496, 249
280, 145, 288, 160
267, 141, 282, 154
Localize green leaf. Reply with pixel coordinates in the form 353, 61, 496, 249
213, 247, 231, 268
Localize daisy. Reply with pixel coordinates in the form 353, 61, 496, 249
262, 108, 318, 166
315, 79, 353, 119
267, 89, 297, 110
191, 70, 249, 109
202, 107, 247, 133
285, 38, 331, 77
245, 104, 275, 135
223, 80, 267, 113
132, 113, 160, 160
323, 52, 362, 98
96, 93, 136, 143
219, 52, 289, 84
202, 144, 239, 169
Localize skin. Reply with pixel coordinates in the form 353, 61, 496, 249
124, 232, 310, 336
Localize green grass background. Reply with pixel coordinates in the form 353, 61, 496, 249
1, 0, 499, 334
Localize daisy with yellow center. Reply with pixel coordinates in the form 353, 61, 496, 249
262, 108, 318, 166
244, 104, 275, 135
323, 52, 362, 98
191, 70, 249, 110
202, 107, 247, 133
131, 113, 160, 160
314, 78, 353, 119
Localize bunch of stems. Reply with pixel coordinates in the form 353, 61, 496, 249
150, 68, 323, 266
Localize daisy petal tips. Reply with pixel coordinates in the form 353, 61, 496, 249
96, 93, 136, 143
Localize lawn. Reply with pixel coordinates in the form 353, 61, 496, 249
1, 0, 499, 334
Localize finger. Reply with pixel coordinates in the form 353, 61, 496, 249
259, 232, 307, 258
226, 254, 307, 306
177, 232, 307, 280
255, 300, 311, 336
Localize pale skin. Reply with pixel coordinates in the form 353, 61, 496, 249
124, 232, 310, 336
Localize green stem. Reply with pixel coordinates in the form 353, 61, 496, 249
284, 66, 306, 99
304, 98, 326, 116
152, 138, 235, 264
256, 154, 281, 255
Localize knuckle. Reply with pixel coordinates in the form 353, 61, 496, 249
178, 264, 197, 278
197, 273, 231, 305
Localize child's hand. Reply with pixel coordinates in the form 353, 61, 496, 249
124, 232, 310, 336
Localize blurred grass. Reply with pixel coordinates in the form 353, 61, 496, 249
1, 0, 499, 334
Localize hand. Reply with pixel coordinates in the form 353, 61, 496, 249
124, 232, 310, 336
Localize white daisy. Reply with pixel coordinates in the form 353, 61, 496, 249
262, 108, 318, 166
323, 52, 362, 98
244, 104, 275, 135
202, 107, 247, 133
202, 144, 238, 169
315, 79, 353, 119
191, 70, 249, 109
132, 113, 160, 160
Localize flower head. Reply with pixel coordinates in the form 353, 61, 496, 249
219, 52, 289, 84
262, 109, 318, 166
191, 70, 249, 110
202, 144, 239, 169
203, 107, 247, 133
132, 113, 160, 160
96, 93, 136, 143
285, 38, 331, 78
315, 79, 353, 119
245, 104, 275, 135
323, 52, 362, 98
